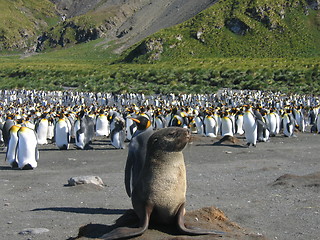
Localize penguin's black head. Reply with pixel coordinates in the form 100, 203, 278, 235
78, 110, 86, 118
172, 107, 178, 115
58, 112, 65, 119
131, 116, 151, 130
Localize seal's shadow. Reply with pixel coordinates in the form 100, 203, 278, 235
33, 207, 131, 239
66, 209, 182, 239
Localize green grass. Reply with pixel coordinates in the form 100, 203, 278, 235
1, 51, 319, 94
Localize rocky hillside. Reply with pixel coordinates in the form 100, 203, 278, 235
1, 0, 320, 59
123, 0, 320, 62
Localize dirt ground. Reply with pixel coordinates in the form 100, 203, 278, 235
1, 131, 319, 240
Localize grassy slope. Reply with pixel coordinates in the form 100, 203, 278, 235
1, 46, 319, 94
0, 0, 58, 50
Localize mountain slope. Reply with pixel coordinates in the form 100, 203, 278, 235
113, 0, 219, 51
0, 0, 58, 51
0, 0, 218, 52
39, 0, 218, 52
122, 0, 320, 62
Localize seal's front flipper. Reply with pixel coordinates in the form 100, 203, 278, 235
101, 204, 153, 240
176, 203, 225, 236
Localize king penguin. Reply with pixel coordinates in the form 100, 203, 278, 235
110, 116, 126, 149
235, 109, 245, 135
125, 110, 137, 141
74, 110, 94, 150
220, 112, 234, 137
203, 111, 218, 137
243, 106, 258, 147
255, 108, 270, 142
2, 115, 16, 147
267, 109, 279, 137
282, 110, 296, 137
125, 115, 153, 197
54, 113, 71, 150
194, 112, 204, 135
95, 109, 110, 137
153, 109, 166, 130
16, 126, 39, 170
5, 125, 20, 168
293, 106, 305, 132
35, 113, 49, 145
316, 111, 320, 133
47, 116, 55, 143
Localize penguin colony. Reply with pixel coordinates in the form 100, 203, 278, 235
1, 89, 320, 169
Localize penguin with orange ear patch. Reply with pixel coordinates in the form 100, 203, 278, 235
35, 113, 49, 145
110, 116, 126, 149
125, 116, 153, 197
95, 109, 110, 137
54, 113, 71, 150
5, 125, 20, 168
74, 110, 94, 150
16, 126, 39, 170
2, 115, 16, 147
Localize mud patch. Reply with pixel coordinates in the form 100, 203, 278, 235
213, 136, 246, 148
272, 172, 320, 188
71, 206, 268, 240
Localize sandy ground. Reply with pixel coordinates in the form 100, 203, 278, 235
1, 131, 320, 240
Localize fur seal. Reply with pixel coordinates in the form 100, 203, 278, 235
101, 127, 224, 239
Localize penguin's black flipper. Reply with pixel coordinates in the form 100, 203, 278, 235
286, 123, 291, 135
129, 123, 137, 138
22, 164, 33, 170
11, 161, 18, 168
35, 146, 39, 162
124, 153, 134, 197
256, 119, 268, 130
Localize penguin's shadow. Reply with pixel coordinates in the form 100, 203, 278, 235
195, 139, 247, 148
91, 139, 111, 144
196, 143, 247, 148
38, 148, 70, 152
38, 145, 123, 151
90, 142, 110, 146
31, 207, 127, 215
0, 166, 16, 170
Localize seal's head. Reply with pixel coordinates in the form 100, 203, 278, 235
147, 127, 190, 153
